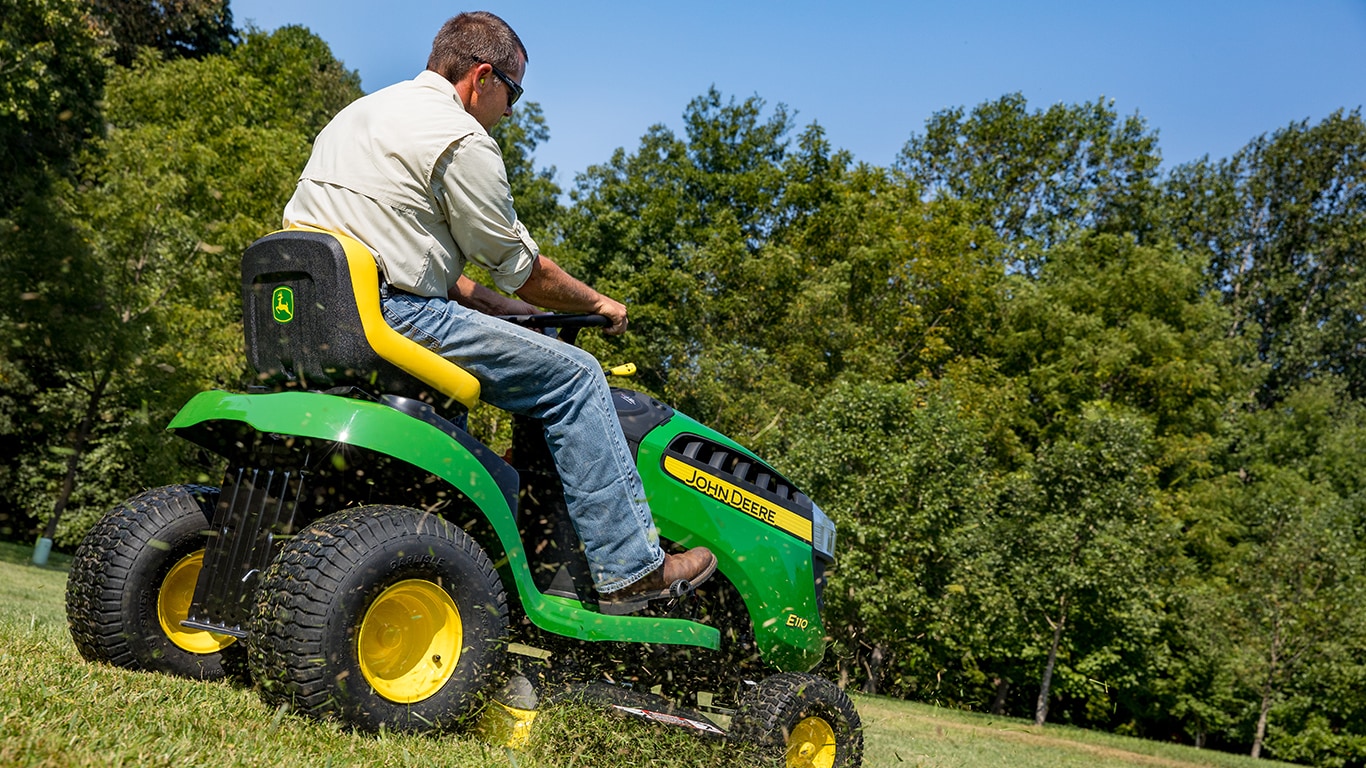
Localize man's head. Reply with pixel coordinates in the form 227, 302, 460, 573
428, 11, 527, 130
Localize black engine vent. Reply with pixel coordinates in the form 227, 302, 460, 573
664, 434, 812, 513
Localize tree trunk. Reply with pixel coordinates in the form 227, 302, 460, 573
862, 644, 884, 695
1251, 619, 1284, 759
42, 371, 110, 540
991, 677, 1010, 715
1251, 688, 1272, 759
1035, 596, 1068, 727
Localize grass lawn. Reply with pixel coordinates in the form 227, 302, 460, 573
0, 539, 1285, 767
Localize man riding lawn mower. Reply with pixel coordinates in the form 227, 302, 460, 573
64, 228, 863, 766
65, 10, 862, 766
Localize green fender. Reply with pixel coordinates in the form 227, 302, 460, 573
169, 390, 720, 650
635, 416, 829, 672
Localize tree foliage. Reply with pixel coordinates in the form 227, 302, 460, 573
897, 93, 1163, 274
0, 24, 361, 542
91, 0, 235, 65
1165, 109, 1366, 404
0, 0, 108, 206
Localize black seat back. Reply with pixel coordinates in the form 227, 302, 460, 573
241, 229, 430, 399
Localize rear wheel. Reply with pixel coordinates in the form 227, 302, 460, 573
248, 505, 507, 732
65, 485, 238, 679
730, 672, 863, 768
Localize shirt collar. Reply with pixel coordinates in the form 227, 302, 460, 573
416, 69, 464, 108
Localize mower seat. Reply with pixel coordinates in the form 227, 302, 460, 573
240, 228, 481, 410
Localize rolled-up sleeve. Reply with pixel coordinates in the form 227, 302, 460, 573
435, 133, 539, 294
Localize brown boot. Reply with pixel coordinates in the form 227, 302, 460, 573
597, 547, 718, 616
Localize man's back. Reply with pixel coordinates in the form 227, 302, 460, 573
284, 70, 536, 298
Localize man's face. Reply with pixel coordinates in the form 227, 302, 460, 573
471, 55, 525, 131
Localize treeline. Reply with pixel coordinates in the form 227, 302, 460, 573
2, 2, 1365, 764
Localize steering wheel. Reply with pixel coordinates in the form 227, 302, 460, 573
496, 313, 610, 344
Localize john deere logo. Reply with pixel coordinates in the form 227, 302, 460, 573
272, 286, 294, 323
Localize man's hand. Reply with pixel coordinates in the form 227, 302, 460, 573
592, 295, 629, 335
515, 255, 630, 335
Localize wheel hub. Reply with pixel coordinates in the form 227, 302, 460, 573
157, 550, 235, 655
357, 579, 463, 703
787, 715, 837, 768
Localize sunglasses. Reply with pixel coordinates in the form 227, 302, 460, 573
476, 58, 523, 109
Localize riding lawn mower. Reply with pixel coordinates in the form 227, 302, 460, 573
63, 228, 863, 766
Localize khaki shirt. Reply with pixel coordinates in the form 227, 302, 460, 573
283, 69, 538, 296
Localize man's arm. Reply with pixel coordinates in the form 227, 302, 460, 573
513, 255, 629, 335
448, 275, 539, 315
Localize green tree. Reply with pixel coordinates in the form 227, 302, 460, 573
560, 92, 1007, 450
557, 89, 805, 435
91, 0, 235, 65
0, 0, 108, 207
232, 24, 361, 137
1004, 406, 1168, 727
896, 94, 1163, 274
989, 231, 1240, 483
1165, 110, 1366, 404
0, 28, 362, 544
780, 381, 999, 697
1180, 381, 1366, 762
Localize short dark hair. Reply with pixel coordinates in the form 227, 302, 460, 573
427, 11, 527, 82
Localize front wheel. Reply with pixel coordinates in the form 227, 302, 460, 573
65, 485, 238, 679
248, 505, 508, 732
729, 672, 863, 768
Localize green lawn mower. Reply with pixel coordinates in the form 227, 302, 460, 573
64, 229, 863, 767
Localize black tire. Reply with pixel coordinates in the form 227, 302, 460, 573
65, 484, 240, 680
247, 505, 508, 732
730, 672, 864, 768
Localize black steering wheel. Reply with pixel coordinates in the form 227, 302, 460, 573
496, 313, 610, 344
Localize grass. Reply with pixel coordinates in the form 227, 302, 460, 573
0, 539, 1288, 768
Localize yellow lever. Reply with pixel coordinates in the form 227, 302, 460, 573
606, 362, 637, 377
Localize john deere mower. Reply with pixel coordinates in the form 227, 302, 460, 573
64, 229, 863, 767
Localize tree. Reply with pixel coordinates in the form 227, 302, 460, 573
91, 0, 235, 65
0, 28, 362, 544
896, 94, 1163, 275
232, 24, 361, 137
987, 231, 1242, 487
0, 0, 108, 207
780, 381, 999, 697
557, 89, 805, 435
1002, 406, 1168, 727
1165, 110, 1366, 404
1180, 380, 1366, 762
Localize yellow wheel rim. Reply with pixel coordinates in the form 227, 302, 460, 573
787, 715, 837, 768
158, 550, 235, 654
357, 579, 462, 703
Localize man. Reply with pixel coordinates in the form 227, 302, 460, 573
281, 11, 715, 615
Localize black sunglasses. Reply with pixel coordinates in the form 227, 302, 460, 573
475, 58, 523, 109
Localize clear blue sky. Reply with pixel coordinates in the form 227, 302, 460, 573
228, 0, 1365, 189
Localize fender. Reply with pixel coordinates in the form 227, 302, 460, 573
169, 389, 720, 650
635, 417, 829, 672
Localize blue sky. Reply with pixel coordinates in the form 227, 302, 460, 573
228, 1, 1365, 190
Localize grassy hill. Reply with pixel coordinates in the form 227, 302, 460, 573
0, 540, 1285, 768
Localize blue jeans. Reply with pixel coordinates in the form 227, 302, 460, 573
381, 289, 665, 593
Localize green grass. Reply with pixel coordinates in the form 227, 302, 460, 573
0, 539, 1287, 768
